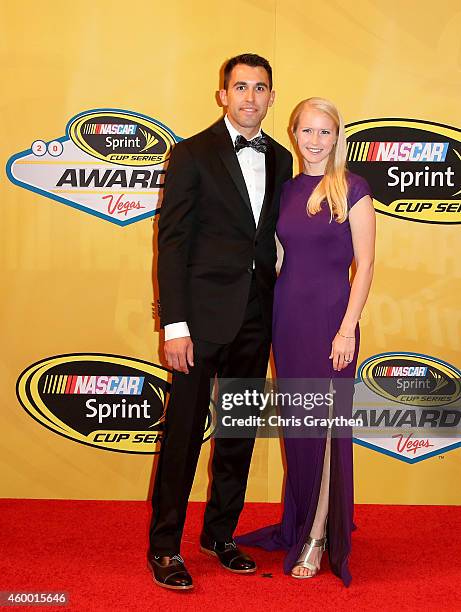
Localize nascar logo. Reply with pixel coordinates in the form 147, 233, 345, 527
82, 123, 137, 135
359, 352, 460, 408
374, 366, 428, 377
354, 352, 461, 463
16, 354, 175, 454
7, 109, 181, 226
345, 118, 461, 224
347, 141, 448, 163
42, 374, 144, 395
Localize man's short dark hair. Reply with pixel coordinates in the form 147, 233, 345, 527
223, 53, 273, 91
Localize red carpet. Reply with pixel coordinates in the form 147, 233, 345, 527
0, 500, 459, 611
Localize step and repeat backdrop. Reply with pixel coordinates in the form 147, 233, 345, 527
1, 0, 460, 503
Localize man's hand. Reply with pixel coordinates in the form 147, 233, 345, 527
164, 337, 194, 374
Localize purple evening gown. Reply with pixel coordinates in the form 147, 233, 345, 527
236, 171, 372, 586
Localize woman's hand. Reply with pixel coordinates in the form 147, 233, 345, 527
329, 333, 355, 371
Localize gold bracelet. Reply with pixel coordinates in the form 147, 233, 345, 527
337, 331, 355, 339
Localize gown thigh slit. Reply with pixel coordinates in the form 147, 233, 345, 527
291, 424, 332, 575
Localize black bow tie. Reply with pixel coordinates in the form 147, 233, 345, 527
234, 134, 268, 154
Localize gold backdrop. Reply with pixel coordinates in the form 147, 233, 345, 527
1, 0, 460, 503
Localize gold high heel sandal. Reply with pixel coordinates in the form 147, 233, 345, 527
291, 536, 327, 579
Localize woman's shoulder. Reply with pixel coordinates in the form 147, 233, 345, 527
281, 173, 302, 194
347, 170, 371, 190
346, 171, 372, 207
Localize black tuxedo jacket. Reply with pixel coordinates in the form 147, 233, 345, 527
158, 117, 293, 344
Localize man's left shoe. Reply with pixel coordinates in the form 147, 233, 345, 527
199, 533, 257, 573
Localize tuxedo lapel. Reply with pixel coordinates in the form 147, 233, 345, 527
212, 120, 255, 223
256, 136, 275, 236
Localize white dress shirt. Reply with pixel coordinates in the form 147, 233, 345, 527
164, 115, 267, 341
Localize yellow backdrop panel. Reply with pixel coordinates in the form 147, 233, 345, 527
1, 0, 460, 503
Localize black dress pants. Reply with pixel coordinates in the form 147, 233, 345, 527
149, 276, 271, 555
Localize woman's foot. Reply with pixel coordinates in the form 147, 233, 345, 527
291, 536, 327, 579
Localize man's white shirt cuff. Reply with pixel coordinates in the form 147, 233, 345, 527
164, 321, 191, 341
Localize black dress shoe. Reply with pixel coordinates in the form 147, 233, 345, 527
200, 533, 257, 573
147, 552, 193, 590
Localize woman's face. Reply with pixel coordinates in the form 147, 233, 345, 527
294, 107, 337, 174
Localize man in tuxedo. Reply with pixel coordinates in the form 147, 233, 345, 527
148, 53, 292, 590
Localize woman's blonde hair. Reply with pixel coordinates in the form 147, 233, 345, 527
291, 97, 348, 223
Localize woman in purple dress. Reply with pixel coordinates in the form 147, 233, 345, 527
237, 98, 375, 585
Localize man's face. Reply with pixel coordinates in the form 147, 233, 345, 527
219, 64, 275, 137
